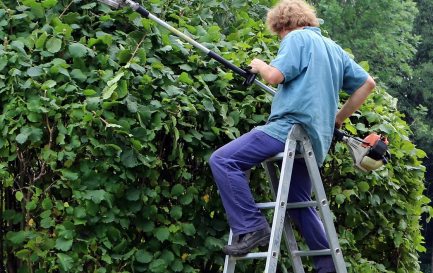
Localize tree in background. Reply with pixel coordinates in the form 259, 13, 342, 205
312, 0, 419, 89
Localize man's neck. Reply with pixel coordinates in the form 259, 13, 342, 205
279, 26, 305, 39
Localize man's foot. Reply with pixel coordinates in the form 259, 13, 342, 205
223, 226, 271, 256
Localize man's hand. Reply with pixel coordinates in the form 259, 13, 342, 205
249, 58, 284, 85
249, 59, 268, 73
335, 119, 343, 129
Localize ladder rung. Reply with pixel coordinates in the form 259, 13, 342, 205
293, 249, 332, 257
266, 152, 284, 161
257, 202, 276, 209
265, 152, 304, 162
257, 201, 317, 210
230, 252, 268, 260
286, 201, 317, 209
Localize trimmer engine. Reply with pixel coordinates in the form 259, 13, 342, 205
334, 129, 391, 172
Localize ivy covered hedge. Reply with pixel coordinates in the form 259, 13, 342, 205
0, 0, 431, 272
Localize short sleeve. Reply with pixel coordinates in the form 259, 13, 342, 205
270, 33, 307, 84
342, 53, 369, 94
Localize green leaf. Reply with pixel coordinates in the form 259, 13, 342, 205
149, 259, 167, 273
74, 207, 86, 218
170, 206, 182, 220
42, 0, 58, 8
27, 67, 43, 77
135, 249, 153, 264
126, 189, 140, 201
42, 198, 53, 210
81, 2, 96, 9
344, 123, 357, 135
46, 37, 62, 53
83, 190, 107, 204
179, 64, 192, 71
16, 132, 29, 144
107, 71, 125, 86
41, 217, 55, 228
83, 89, 97, 96
179, 72, 194, 84
171, 259, 183, 272
55, 238, 73, 251
102, 83, 117, 100
142, 222, 154, 232
70, 69, 87, 82
61, 169, 79, 181
358, 182, 370, 192
57, 253, 74, 271
155, 227, 170, 242
35, 32, 48, 49
11, 41, 25, 54
202, 99, 215, 112
165, 85, 182, 96
171, 184, 185, 197
335, 194, 345, 205
42, 80, 57, 90
121, 149, 140, 168
181, 223, 196, 236
0, 56, 7, 71
160, 250, 175, 264
68, 43, 88, 58
179, 192, 193, 205
6, 231, 30, 245
202, 74, 218, 82
15, 191, 24, 202
16, 249, 31, 259
359, 61, 370, 72
126, 95, 138, 113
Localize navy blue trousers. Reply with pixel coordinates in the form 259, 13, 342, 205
209, 129, 335, 273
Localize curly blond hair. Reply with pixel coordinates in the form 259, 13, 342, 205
266, 0, 319, 34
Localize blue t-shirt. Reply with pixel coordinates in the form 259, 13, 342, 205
256, 27, 368, 165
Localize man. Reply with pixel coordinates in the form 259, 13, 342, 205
209, 0, 376, 272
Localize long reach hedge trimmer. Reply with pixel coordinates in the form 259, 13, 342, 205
97, 0, 276, 95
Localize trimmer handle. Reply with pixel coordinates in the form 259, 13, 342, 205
333, 128, 346, 142
242, 66, 257, 87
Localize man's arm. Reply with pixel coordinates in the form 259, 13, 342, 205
335, 76, 376, 128
249, 58, 284, 85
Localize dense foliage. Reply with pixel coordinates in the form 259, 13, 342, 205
0, 0, 431, 272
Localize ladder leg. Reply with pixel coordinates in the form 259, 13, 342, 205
263, 161, 305, 273
264, 138, 297, 273
302, 142, 347, 273
223, 229, 236, 273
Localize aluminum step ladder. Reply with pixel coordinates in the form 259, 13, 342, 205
223, 124, 347, 273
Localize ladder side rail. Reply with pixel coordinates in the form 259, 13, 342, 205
223, 229, 237, 273
262, 161, 305, 273
301, 139, 348, 273
264, 137, 297, 273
